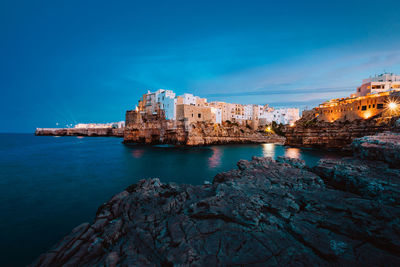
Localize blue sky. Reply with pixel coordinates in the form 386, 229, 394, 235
1, 0, 400, 132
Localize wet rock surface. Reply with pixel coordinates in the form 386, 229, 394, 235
352, 132, 400, 167
32, 155, 400, 266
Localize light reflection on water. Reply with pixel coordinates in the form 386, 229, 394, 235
132, 149, 144, 158
262, 143, 275, 158
285, 147, 301, 159
208, 146, 222, 168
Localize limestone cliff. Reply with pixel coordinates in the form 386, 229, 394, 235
123, 110, 284, 146
284, 113, 399, 148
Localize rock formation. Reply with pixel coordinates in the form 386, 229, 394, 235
352, 132, 400, 167
124, 110, 284, 146
35, 128, 124, 137
284, 114, 399, 148
32, 133, 400, 266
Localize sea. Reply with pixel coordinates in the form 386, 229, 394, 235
0, 133, 345, 266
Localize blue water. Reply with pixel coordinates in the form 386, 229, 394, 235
0, 134, 344, 266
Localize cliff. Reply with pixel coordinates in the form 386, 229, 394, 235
32, 133, 400, 266
124, 110, 284, 146
284, 113, 399, 148
35, 128, 124, 137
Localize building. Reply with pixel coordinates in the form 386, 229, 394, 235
157, 90, 177, 120
317, 73, 400, 122
356, 73, 400, 97
259, 108, 300, 125
74, 121, 125, 129
136, 89, 300, 125
176, 104, 215, 124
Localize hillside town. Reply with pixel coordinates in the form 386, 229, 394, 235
136, 89, 300, 126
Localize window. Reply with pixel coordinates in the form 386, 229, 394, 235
198, 113, 201, 118
192, 114, 194, 117
361, 106, 367, 111
373, 104, 375, 108
377, 104, 384, 109
358, 106, 360, 110
368, 105, 371, 109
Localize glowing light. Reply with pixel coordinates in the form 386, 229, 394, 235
388, 102, 398, 110
363, 111, 371, 119
289, 122, 295, 127
265, 126, 271, 132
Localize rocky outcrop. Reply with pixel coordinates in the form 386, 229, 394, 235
32, 156, 400, 266
352, 132, 400, 167
284, 117, 398, 149
124, 110, 284, 146
35, 128, 124, 137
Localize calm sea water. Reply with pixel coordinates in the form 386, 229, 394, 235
0, 133, 344, 266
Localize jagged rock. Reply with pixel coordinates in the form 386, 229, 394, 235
352, 132, 400, 167
313, 157, 400, 205
284, 114, 400, 149
32, 157, 400, 266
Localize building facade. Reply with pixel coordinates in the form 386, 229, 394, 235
136, 89, 300, 125
317, 73, 400, 122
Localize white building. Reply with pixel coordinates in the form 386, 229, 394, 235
357, 73, 400, 97
181, 93, 197, 106
157, 90, 177, 120
244, 105, 254, 120
261, 108, 300, 125
211, 107, 222, 124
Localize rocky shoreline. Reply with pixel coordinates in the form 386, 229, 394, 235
31, 133, 400, 266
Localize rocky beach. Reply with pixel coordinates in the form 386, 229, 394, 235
32, 132, 400, 266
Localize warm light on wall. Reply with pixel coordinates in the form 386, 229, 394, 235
363, 111, 371, 119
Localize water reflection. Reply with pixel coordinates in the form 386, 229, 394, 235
285, 148, 300, 159
208, 147, 222, 168
262, 143, 275, 158
132, 149, 144, 158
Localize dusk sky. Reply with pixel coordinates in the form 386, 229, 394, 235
1, 0, 400, 132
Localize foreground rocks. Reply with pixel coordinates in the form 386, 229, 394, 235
32, 154, 400, 266
352, 132, 400, 167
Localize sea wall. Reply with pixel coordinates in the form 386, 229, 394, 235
35, 128, 124, 137
124, 110, 284, 145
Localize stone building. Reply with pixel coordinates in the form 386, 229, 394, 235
176, 104, 215, 124
317, 73, 400, 122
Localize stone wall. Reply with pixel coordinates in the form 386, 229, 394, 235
35, 128, 124, 137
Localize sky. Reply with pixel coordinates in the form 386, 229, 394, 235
1, 0, 400, 132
